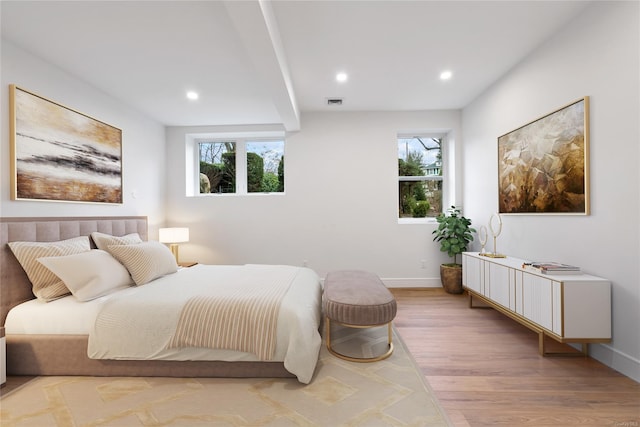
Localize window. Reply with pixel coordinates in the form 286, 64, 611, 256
198, 139, 284, 195
199, 141, 236, 193
398, 136, 443, 218
246, 141, 285, 193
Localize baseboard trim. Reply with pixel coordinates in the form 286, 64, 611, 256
588, 343, 640, 383
381, 278, 442, 288
320, 277, 443, 288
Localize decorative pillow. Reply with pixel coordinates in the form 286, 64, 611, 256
91, 232, 143, 252
38, 250, 133, 301
107, 241, 178, 286
8, 236, 91, 301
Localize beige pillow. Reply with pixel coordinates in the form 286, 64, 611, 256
8, 236, 91, 301
38, 250, 133, 301
91, 232, 142, 252
107, 241, 178, 285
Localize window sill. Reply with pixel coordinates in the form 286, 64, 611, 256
192, 192, 286, 197
398, 217, 437, 225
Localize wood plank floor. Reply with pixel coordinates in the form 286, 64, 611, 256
391, 288, 640, 427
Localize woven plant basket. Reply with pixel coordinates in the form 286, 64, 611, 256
440, 264, 463, 294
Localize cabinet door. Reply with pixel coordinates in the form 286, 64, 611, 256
462, 255, 482, 293
488, 262, 513, 309
515, 271, 524, 315
552, 281, 562, 335
521, 273, 554, 331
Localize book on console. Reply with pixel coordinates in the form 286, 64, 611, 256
523, 265, 582, 275
522, 262, 581, 274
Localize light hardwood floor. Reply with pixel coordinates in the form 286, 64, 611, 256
391, 288, 640, 427
2, 289, 638, 426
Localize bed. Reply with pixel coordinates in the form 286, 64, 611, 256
1, 216, 322, 384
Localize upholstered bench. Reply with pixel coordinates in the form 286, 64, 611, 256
323, 270, 397, 362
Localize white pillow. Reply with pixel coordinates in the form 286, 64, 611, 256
38, 250, 133, 301
107, 241, 178, 285
91, 232, 142, 251
8, 236, 91, 301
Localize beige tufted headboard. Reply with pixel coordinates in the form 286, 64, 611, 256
0, 216, 148, 325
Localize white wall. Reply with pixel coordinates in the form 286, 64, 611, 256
165, 110, 461, 286
0, 40, 167, 235
462, 1, 639, 381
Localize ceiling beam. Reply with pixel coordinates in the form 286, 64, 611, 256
224, 0, 300, 132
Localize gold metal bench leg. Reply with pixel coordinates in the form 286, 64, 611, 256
325, 316, 394, 363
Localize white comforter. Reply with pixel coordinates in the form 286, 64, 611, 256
69, 264, 320, 384
5, 265, 322, 383
16, 265, 322, 384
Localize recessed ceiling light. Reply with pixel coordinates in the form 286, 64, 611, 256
186, 91, 199, 100
440, 70, 452, 80
336, 72, 348, 83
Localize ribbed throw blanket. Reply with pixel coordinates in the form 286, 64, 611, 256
166, 266, 298, 360
89, 264, 323, 383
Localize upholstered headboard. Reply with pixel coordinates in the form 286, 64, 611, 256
0, 216, 148, 325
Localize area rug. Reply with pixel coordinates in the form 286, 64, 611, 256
0, 325, 451, 426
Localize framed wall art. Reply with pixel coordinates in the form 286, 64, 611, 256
9, 85, 123, 204
497, 97, 589, 215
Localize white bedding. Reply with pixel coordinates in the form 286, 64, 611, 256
5, 291, 110, 335
5, 264, 323, 384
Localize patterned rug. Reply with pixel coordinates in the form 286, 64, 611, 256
0, 325, 451, 426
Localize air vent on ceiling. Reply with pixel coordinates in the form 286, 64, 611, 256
326, 98, 343, 106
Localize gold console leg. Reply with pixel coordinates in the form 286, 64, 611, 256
468, 292, 492, 309
539, 332, 588, 357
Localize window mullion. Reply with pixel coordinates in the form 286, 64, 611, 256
236, 139, 248, 194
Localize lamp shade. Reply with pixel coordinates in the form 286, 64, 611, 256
158, 227, 189, 244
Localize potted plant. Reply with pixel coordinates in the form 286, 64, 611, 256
432, 206, 475, 294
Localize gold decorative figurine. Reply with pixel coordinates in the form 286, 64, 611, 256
480, 213, 506, 258
478, 225, 488, 255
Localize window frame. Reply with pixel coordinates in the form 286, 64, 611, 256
397, 132, 451, 224
185, 130, 286, 197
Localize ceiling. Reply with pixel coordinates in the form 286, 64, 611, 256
1, 1, 592, 131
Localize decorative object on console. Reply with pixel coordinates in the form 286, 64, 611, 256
498, 97, 589, 215
477, 225, 488, 254
9, 85, 122, 204
159, 227, 189, 264
480, 212, 506, 258
522, 261, 581, 275
432, 206, 475, 294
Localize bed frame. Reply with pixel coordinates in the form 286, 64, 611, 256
1, 216, 293, 378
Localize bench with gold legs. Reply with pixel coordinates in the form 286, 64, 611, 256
323, 270, 397, 362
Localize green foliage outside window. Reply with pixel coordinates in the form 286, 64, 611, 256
399, 155, 428, 217
277, 156, 284, 192
199, 153, 235, 193
200, 148, 284, 194
247, 152, 263, 193
398, 136, 443, 218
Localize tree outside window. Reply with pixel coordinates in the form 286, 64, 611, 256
398, 136, 442, 218
199, 141, 236, 194
199, 140, 284, 194
246, 141, 284, 193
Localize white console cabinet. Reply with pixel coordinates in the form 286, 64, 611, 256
462, 252, 611, 355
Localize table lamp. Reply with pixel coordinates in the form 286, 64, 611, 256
159, 227, 189, 264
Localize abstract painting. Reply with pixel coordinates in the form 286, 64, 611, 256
10, 85, 122, 203
497, 97, 589, 215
